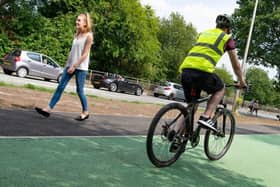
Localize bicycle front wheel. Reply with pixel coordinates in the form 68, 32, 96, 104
204, 107, 235, 160
146, 103, 187, 167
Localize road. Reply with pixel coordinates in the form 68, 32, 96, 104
0, 71, 183, 105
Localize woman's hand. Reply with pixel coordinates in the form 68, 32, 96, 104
67, 65, 76, 74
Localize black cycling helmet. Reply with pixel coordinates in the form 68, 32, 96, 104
216, 14, 232, 29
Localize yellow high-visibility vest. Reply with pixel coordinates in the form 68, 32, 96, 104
179, 28, 231, 73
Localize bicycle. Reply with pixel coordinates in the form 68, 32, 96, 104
146, 84, 246, 167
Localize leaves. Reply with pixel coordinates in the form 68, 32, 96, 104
157, 12, 197, 82
245, 67, 276, 105
214, 67, 234, 96
0, 0, 196, 81
233, 0, 280, 73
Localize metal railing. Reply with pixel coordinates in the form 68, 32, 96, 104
86, 69, 158, 92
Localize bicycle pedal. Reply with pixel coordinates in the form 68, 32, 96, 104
170, 143, 186, 153
179, 147, 186, 153
167, 130, 176, 141
190, 135, 200, 148
169, 142, 180, 153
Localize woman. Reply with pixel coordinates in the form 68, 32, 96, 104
35, 13, 93, 121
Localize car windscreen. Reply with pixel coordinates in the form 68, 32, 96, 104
173, 84, 183, 90
11, 50, 21, 57
93, 75, 103, 80
43, 56, 59, 68
159, 82, 170, 86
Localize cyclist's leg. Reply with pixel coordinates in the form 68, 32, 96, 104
181, 69, 201, 104
172, 117, 185, 132
201, 73, 225, 118
177, 69, 201, 133
203, 88, 225, 118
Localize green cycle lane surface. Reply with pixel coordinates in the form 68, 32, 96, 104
0, 135, 279, 187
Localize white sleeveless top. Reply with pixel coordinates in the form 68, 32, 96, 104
66, 32, 92, 71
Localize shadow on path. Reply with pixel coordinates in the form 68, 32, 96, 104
0, 137, 268, 187
0, 108, 151, 136
0, 108, 279, 137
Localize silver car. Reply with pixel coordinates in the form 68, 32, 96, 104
153, 81, 185, 101
1, 49, 63, 82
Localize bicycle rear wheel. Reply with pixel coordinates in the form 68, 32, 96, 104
146, 103, 187, 167
204, 107, 235, 160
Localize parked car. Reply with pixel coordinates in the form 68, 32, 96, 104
1, 49, 63, 82
153, 81, 185, 101
91, 74, 115, 89
91, 74, 143, 96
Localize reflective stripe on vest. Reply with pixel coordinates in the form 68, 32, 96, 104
188, 52, 217, 66
194, 32, 226, 56
179, 29, 230, 73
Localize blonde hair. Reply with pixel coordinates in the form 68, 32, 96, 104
76, 13, 93, 35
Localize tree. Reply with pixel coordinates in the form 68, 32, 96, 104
245, 67, 275, 105
214, 67, 234, 96
157, 12, 197, 82
215, 67, 234, 84
1, 0, 163, 80
0, 0, 75, 64
0, 0, 12, 7
0, 0, 199, 81
20, 14, 75, 65
92, 0, 161, 80
232, 0, 280, 77
0, 0, 41, 55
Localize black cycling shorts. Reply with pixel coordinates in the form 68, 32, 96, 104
181, 68, 224, 103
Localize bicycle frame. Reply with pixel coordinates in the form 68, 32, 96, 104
184, 84, 240, 145
183, 95, 211, 146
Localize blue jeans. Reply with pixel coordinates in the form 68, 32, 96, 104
49, 67, 88, 111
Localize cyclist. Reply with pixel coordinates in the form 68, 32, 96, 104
179, 14, 247, 130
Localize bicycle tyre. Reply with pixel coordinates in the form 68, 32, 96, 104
146, 102, 187, 167
204, 107, 235, 160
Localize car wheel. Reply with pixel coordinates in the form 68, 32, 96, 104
93, 85, 100, 89
16, 67, 28, 78
154, 93, 159, 97
3, 69, 13, 75
135, 87, 142, 96
109, 83, 118, 92
57, 74, 62, 83
168, 93, 174, 100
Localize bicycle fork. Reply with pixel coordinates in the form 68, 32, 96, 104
183, 112, 202, 148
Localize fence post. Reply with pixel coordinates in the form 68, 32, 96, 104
88, 70, 93, 85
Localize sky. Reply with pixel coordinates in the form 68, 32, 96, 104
140, 0, 278, 79
140, 0, 238, 32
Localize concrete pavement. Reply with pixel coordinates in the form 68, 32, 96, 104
0, 108, 279, 137
238, 107, 280, 121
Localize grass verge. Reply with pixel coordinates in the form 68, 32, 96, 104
0, 81, 159, 105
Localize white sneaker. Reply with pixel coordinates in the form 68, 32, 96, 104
198, 116, 216, 131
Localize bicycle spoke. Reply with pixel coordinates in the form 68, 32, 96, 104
146, 103, 187, 167
152, 109, 184, 159
204, 109, 235, 160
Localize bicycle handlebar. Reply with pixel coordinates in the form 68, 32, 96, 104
225, 83, 250, 92
225, 84, 245, 88
191, 83, 250, 104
